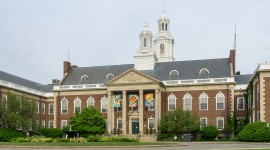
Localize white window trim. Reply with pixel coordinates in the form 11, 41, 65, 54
117, 118, 122, 129
87, 96, 95, 107
237, 97, 245, 110
101, 96, 108, 113
81, 75, 89, 80
61, 120, 68, 129
217, 117, 224, 130
183, 93, 192, 111
61, 98, 68, 114
2, 94, 7, 108
74, 97, 82, 114
148, 106, 155, 111
199, 92, 208, 110
36, 102, 39, 113
200, 117, 207, 129
41, 120, 45, 128
168, 93, 176, 111
169, 70, 179, 76
148, 118, 155, 129
106, 73, 114, 78
41, 103, 45, 114
216, 92, 225, 110
49, 103, 54, 115
48, 121, 54, 128
199, 68, 210, 74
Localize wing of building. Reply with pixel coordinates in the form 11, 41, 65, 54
1, 13, 270, 136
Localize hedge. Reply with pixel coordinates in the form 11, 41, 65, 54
38, 128, 63, 138
0, 128, 26, 142
200, 125, 219, 141
237, 122, 270, 142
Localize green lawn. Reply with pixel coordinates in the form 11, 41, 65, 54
0, 142, 177, 147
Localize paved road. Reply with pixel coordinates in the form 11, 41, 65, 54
0, 142, 270, 150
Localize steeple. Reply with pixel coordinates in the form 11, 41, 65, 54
154, 13, 174, 62
134, 24, 157, 70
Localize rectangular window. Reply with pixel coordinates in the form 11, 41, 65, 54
200, 99, 208, 110
48, 121, 54, 128
41, 103, 45, 114
61, 120, 67, 129
148, 118, 155, 129
237, 97, 244, 110
148, 105, 155, 111
35, 102, 39, 113
101, 98, 107, 113
49, 103, 54, 114
200, 117, 207, 129
117, 119, 122, 129
217, 117, 224, 130
41, 120, 45, 128
2, 94, 7, 108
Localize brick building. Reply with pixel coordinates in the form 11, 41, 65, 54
1, 13, 270, 135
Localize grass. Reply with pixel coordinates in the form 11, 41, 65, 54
0, 142, 177, 147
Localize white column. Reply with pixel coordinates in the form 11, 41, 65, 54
122, 90, 127, 135
139, 90, 144, 135
107, 91, 112, 135
155, 89, 159, 130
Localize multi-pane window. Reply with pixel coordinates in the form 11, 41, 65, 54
41, 120, 45, 128
2, 94, 7, 108
216, 92, 225, 110
160, 43, 165, 55
35, 102, 39, 113
199, 93, 208, 110
49, 103, 54, 114
168, 94, 176, 111
217, 117, 224, 130
61, 98, 68, 114
183, 93, 192, 111
148, 105, 154, 111
117, 118, 122, 129
87, 97, 94, 107
74, 98, 81, 114
41, 103, 45, 114
200, 118, 207, 129
148, 118, 155, 129
237, 97, 245, 110
101, 96, 108, 113
48, 121, 54, 128
61, 120, 67, 129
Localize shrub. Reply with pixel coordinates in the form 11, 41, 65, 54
31, 137, 54, 143
157, 134, 175, 141
11, 137, 31, 142
237, 122, 270, 142
87, 135, 99, 142
0, 128, 26, 142
38, 128, 63, 138
200, 125, 219, 141
53, 138, 69, 142
97, 136, 138, 142
69, 137, 87, 143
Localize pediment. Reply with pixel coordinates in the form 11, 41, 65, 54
106, 69, 160, 85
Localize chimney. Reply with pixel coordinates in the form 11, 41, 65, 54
229, 49, 236, 75
63, 61, 71, 75
52, 79, 60, 85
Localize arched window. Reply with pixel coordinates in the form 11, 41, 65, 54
81, 75, 89, 80
183, 93, 192, 111
87, 96, 95, 107
170, 70, 179, 76
199, 68, 209, 78
101, 96, 108, 113
61, 98, 68, 114
106, 73, 114, 79
162, 23, 164, 31
216, 92, 225, 110
160, 43, 165, 55
168, 94, 176, 111
165, 23, 167, 31
144, 38, 147, 47
199, 92, 208, 110
74, 97, 81, 114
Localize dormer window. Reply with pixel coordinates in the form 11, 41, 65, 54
106, 73, 114, 79
81, 75, 89, 80
199, 68, 209, 78
170, 70, 179, 76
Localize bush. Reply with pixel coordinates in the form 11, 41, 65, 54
69, 137, 87, 143
31, 137, 54, 143
87, 135, 99, 142
11, 137, 32, 142
38, 128, 63, 138
98, 136, 138, 142
200, 125, 219, 141
53, 138, 69, 142
237, 122, 270, 142
0, 128, 26, 142
157, 134, 175, 141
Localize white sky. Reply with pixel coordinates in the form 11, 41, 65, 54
0, 0, 269, 84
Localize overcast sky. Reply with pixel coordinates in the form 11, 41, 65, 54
0, 0, 269, 84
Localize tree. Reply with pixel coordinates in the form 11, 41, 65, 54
200, 125, 219, 140
158, 110, 200, 135
0, 92, 36, 130
70, 107, 106, 137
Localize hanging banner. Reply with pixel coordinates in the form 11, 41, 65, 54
129, 95, 138, 107
145, 93, 154, 107
113, 95, 121, 108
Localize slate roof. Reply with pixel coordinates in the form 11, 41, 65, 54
0, 70, 53, 92
235, 74, 252, 85
60, 58, 232, 85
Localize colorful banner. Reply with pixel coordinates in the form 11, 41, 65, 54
129, 95, 138, 107
113, 95, 121, 108
145, 94, 154, 107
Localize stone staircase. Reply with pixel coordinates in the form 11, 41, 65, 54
139, 135, 157, 142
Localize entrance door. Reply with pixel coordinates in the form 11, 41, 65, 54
132, 122, 139, 134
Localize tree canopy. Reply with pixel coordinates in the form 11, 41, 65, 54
70, 107, 106, 136
158, 110, 200, 135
